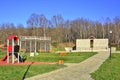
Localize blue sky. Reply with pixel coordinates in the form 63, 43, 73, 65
0, 0, 120, 26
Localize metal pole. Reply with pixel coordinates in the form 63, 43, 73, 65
30, 40, 31, 53
109, 31, 112, 60
110, 41, 112, 60
12, 39, 14, 64
45, 39, 46, 52
18, 39, 19, 63
7, 39, 9, 63
35, 37, 36, 53
49, 42, 51, 52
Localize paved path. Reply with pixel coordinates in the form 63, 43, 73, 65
25, 51, 109, 80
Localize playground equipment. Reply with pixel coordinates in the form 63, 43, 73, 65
0, 35, 26, 64
0, 35, 57, 65
7, 35, 23, 64
20, 36, 51, 54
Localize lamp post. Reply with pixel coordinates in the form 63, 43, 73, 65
109, 30, 112, 60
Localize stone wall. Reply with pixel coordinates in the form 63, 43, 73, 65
75, 39, 108, 52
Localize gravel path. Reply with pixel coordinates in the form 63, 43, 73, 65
25, 51, 109, 80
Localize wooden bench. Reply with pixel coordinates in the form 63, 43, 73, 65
38, 49, 45, 53
38, 50, 52, 53
59, 51, 68, 56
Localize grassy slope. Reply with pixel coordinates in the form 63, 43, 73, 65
91, 53, 120, 80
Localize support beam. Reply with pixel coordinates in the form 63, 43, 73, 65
7, 39, 9, 63
12, 39, 14, 64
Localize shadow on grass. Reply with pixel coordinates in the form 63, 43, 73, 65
22, 62, 34, 80
111, 56, 116, 59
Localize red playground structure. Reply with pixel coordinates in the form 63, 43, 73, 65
0, 35, 56, 65
0, 35, 26, 64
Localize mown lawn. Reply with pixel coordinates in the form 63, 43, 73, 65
0, 51, 6, 58
0, 64, 65, 80
0, 51, 97, 80
116, 47, 120, 51
91, 53, 120, 80
27, 52, 97, 63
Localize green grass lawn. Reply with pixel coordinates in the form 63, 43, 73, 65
27, 52, 97, 63
0, 51, 6, 58
0, 51, 97, 80
91, 53, 120, 80
116, 47, 120, 51
0, 64, 65, 80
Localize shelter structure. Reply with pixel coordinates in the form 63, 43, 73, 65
20, 36, 51, 53
74, 37, 109, 52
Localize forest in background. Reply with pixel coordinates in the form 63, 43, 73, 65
0, 13, 120, 46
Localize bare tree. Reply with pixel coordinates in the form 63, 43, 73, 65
27, 13, 41, 36
0, 13, 120, 46
51, 15, 64, 43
